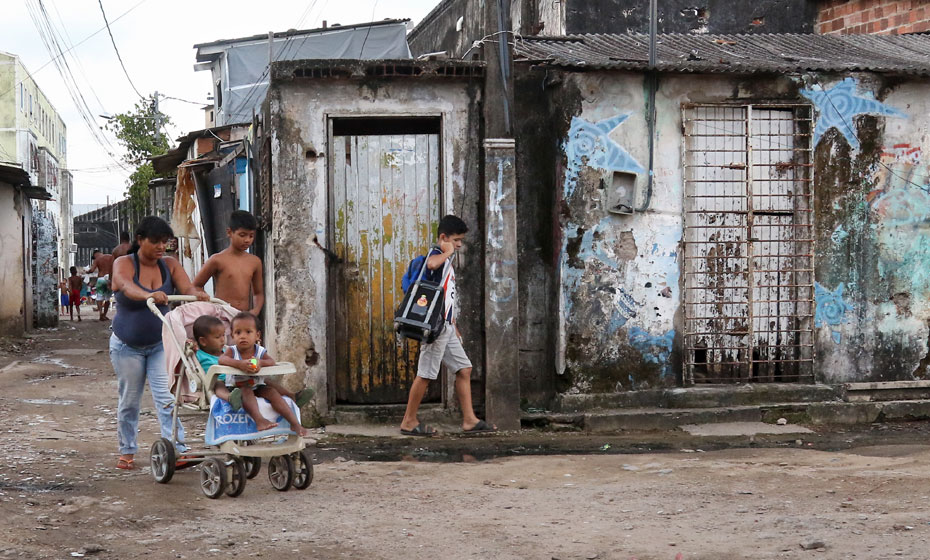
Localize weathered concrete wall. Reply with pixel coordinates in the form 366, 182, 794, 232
31, 200, 59, 328
564, 0, 816, 34
807, 75, 930, 383
516, 67, 930, 395
265, 63, 483, 418
0, 186, 26, 336
407, 0, 486, 58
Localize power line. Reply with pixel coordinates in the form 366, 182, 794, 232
26, 0, 129, 171
0, 0, 149, 100
97, 0, 144, 99
358, 0, 380, 58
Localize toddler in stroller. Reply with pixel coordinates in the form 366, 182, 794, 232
193, 312, 311, 435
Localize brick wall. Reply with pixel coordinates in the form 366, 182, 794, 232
818, 1, 930, 34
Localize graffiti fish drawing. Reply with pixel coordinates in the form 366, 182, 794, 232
800, 78, 906, 150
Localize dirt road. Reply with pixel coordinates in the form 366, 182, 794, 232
1, 319, 929, 559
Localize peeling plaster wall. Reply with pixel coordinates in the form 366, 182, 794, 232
266, 74, 482, 417
0, 186, 26, 335
519, 67, 930, 395
547, 71, 696, 393
809, 75, 930, 383
31, 200, 59, 328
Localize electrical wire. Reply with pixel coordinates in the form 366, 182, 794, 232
25, 0, 129, 172
97, 0, 144, 99
358, 0, 379, 58
813, 77, 930, 195
0, 0, 149, 100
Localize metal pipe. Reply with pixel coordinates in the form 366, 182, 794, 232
637, 0, 658, 212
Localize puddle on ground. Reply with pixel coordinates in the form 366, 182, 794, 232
20, 398, 76, 406
31, 356, 76, 369
50, 349, 103, 356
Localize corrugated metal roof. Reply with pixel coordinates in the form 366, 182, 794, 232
514, 33, 930, 75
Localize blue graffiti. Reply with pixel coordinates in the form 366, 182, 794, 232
830, 225, 849, 244
564, 114, 644, 196
628, 327, 675, 376
800, 78, 906, 150
814, 282, 853, 344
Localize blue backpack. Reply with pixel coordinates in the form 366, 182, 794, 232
401, 249, 441, 294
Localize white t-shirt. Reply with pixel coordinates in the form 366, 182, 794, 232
429, 248, 456, 324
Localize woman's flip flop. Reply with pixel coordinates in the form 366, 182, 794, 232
116, 457, 135, 470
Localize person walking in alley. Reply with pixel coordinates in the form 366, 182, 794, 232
87, 250, 115, 320
399, 215, 497, 437
109, 216, 209, 470
67, 267, 82, 322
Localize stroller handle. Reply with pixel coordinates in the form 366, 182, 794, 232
146, 295, 230, 318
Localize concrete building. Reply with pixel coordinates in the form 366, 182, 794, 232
258, 59, 484, 420
0, 51, 71, 327
508, 33, 930, 406
0, 163, 51, 335
408, 0, 819, 57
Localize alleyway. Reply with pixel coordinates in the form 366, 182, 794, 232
1, 320, 929, 559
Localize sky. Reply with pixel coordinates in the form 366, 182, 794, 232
3, 0, 439, 206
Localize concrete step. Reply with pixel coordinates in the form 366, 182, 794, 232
844, 380, 930, 402
332, 403, 457, 426
556, 384, 840, 413
523, 399, 930, 432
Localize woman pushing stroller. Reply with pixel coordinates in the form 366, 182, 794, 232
110, 217, 209, 470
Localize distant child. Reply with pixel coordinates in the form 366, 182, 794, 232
399, 215, 497, 437
67, 267, 82, 322
197, 312, 310, 436
193, 211, 264, 315
59, 279, 69, 315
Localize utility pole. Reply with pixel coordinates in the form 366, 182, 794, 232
482, 0, 520, 431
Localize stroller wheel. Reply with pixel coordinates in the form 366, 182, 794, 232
291, 448, 314, 490
267, 454, 294, 491
244, 456, 261, 479
200, 457, 227, 499
225, 456, 247, 498
150, 438, 176, 484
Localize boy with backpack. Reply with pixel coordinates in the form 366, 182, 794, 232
399, 215, 497, 436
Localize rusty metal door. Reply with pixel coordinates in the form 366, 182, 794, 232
683, 105, 814, 384
330, 123, 441, 403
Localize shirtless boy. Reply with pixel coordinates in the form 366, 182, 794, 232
193, 211, 264, 315
87, 250, 115, 320
111, 231, 131, 259
67, 266, 82, 321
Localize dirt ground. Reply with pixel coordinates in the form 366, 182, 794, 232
1, 316, 929, 559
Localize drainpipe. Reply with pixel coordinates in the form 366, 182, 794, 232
637, 0, 658, 212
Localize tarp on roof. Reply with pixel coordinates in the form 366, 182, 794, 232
514, 33, 930, 75
217, 22, 412, 123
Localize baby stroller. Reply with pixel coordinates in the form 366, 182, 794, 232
147, 295, 313, 499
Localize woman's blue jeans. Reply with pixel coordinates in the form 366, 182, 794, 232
109, 334, 186, 455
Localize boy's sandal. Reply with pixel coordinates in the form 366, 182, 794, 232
116, 457, 134, 470
295, 388, 314, 407
228, 388, 243, 411
463, 420, 498, 435
400, 424, 437, 437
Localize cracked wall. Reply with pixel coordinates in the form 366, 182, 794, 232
265, 72, 482, 418
524, 69, 930, 395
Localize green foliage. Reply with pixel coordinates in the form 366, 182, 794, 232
105, 94, 171, 222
